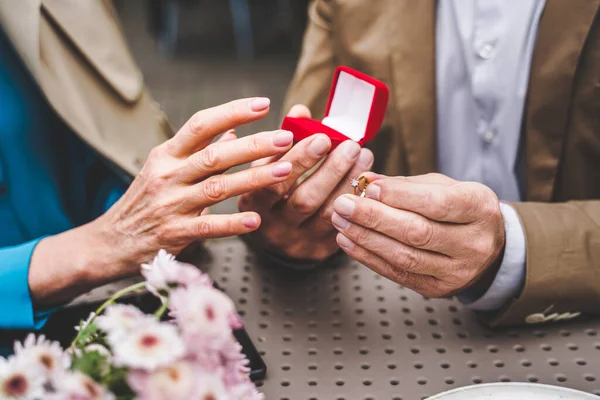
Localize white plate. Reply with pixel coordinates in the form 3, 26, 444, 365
427, 383, 596, 399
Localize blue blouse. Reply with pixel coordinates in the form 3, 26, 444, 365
0, 32, 127, 330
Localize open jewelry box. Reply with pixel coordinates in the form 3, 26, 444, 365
282, 66, 390, 150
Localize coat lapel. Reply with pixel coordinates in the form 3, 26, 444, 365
524, 0, 600, 201
387, 0, 437, 176
0, 0, 42, 79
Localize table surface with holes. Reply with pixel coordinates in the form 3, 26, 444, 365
72, 238, 600, 400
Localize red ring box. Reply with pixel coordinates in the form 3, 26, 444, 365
282, 66, 390, 150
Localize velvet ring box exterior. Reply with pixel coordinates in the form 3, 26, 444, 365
282, 66, 390, 150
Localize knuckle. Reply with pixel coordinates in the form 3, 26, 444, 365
471, 235, 497, 259
196, 219, 214, 237
353, 225, 372, 245
427, 191, 452, 220
330, 156, 352, 177
202, 177, 226, 202
226, 101, 243, 123
289, 191, 320, 215
362, 204, 380, 229
406, 218, 434, 248
188, 112, 205, 135
401, 246, 423, 273
199, 145, 221, 170
248, 135, 262, 155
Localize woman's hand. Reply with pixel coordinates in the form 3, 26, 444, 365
29, 98, 294, 304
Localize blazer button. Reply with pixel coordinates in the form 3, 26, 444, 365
525, 313, 546, 324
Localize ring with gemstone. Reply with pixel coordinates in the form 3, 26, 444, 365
350, 176, 369, 197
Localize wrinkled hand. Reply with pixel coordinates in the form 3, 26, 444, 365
331, 173, 506, 297
97, 98, 295, 273
239, 105, 374, 261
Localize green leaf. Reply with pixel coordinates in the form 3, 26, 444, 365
71, 351, 107, 382
103, 366, 135, 399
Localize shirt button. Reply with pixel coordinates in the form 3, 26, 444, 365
0, 184, 6, 196
477, 43, 495, 60
482, 129, 497, 144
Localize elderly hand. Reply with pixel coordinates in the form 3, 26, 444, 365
29, 98, 299, 306
331, 173, 506, 297
238, 105, 374, 262
91, 99, 296, 273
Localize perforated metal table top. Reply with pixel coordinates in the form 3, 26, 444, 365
74, 238, 600, 399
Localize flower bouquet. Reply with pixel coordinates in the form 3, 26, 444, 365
0, 251, 263, 400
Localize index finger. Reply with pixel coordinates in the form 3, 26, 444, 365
365, 179, 483, 223
167, 97, 271, 157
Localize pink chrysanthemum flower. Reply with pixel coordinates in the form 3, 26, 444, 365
13, 334, 66, 381
141, 250, 211, 296
96, 304, 154, 345
127, 360, 196, 400
112, 322, 185, 371
50, 371, 114, 400
192, 373, 229, 400
169, 287, 237, 352
220, 338, 250, 387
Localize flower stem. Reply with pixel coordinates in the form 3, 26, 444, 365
70, 281, 148, 349
154, 298, 169, 319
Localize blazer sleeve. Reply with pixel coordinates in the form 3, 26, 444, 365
482, 200, 600, 326
0, 239, 53, 329
281, 0, 337, 120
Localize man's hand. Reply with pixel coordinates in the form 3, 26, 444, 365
331, 173, 506, 297
238, 105, 374, 261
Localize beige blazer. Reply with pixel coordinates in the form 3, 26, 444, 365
0, 0, 172, 178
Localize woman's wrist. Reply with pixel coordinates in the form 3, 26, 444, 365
29, 218, 141, 307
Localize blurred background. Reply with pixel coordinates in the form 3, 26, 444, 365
115, 0, 310, 213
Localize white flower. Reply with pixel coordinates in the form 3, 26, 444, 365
193, 373, 230, 400
51, 371, 114, 400
127, 360, 196, 400
112, 322, 185, 371
95, 304, 152, 345
141, 250, 210, 296
0, 356, 45, 400
13, 334, 66, 380
169, 287, 236, 340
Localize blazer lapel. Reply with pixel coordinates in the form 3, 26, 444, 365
0, 0, 42, 79
524, 0, 600, 201
387, 0, 437, 176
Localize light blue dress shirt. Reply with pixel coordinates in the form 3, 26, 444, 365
437, 0, 546, 310
0, 32, 126, 330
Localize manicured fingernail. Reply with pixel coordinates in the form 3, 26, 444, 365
337, 233, 356, 250
243, 216, 259, 229
333, 195, 355, 218
357, 148, 374, 168
250, 97, 271, 112
341, 140, 361, 160
332, 212, 351, 230
366, 184, 381, 200
273, 130, 293, 147
272, 161, 292, 177
309, 135, 330, 156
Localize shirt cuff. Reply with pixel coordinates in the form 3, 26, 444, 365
458, 202, 527, 311
0, 238, 53, 329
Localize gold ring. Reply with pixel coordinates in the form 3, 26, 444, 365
350, 176, 369, 197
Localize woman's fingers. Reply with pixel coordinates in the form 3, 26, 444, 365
181, 212, 262, 240
184, 161, 293, 209
180, 130, 293, 182
167, 98, 271, 157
